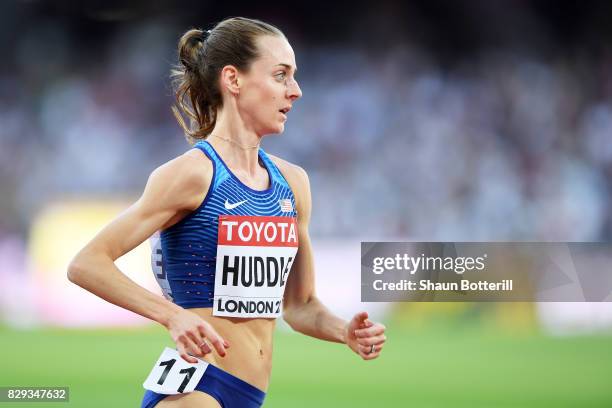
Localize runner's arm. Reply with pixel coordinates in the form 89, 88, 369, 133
67, 152, 228, 362
281, 166, 347, 343
279, 161, 386, 359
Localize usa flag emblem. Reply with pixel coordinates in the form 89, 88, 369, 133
279, 199, 293, 212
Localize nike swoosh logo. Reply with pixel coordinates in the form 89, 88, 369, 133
224, 199, 248, 210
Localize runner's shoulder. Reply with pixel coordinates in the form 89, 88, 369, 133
145, 147, 213, 211
267, 154, 309, 190
267, 154, 311, 218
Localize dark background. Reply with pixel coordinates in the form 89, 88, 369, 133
2, 0, 612, 239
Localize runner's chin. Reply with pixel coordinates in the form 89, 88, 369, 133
269, 122, 284, 135
274, 113, 287, 133
260, 120, 284, 135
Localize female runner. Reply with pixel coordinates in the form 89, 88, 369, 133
68, 17, 386, 408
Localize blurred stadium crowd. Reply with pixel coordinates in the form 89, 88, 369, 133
1, 1, 611, 247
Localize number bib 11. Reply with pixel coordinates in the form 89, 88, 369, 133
143, 348, 208, 394
213, 215, 299, 318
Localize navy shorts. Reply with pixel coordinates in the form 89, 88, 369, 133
141, 363, 266, 408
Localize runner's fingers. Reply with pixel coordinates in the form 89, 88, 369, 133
362, 350, 381, 360
358, 344, 384, 359
198, 324, 212, 354
198, 325, 227, 356
200, 325, 226, 356
185, 330, 206, 356
197, 339, 212, 355
179, 333, 204, 357
194, 326, 213, 354
358, 344, 369, 354
354, 324, 385, 338
351, 312, 367, 329
355, 311, 369, 323
358, 343, 384, 354
358, 320, 373, 330
356, 334, 386, 346
208, 335, 227, 357
358, 348, 378, 360
176, 343, 199, 364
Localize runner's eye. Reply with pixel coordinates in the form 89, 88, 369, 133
275, 72, 286, 81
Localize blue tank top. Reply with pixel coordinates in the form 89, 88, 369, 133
150, 140, 299, 317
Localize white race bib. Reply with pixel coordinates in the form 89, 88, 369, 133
143, 347, 208, 394
213, 215, 299, 318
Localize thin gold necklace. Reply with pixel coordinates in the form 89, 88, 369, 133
210, 134, 260, 150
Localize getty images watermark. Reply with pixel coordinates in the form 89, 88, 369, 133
361, 243, 612, 302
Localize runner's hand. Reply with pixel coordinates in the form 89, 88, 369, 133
345, 311, 386, 360
165, 308, 230, 363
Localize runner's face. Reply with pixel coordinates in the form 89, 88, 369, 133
238, 35, 302, 135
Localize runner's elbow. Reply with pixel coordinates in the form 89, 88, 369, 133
282, 307, 300, 330
282, 299, 312, 332
67, 251, 95, 285
67, 256, 87, 284
283, 315, 303, 334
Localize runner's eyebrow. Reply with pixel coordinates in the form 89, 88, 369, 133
275, 63, 297, 73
